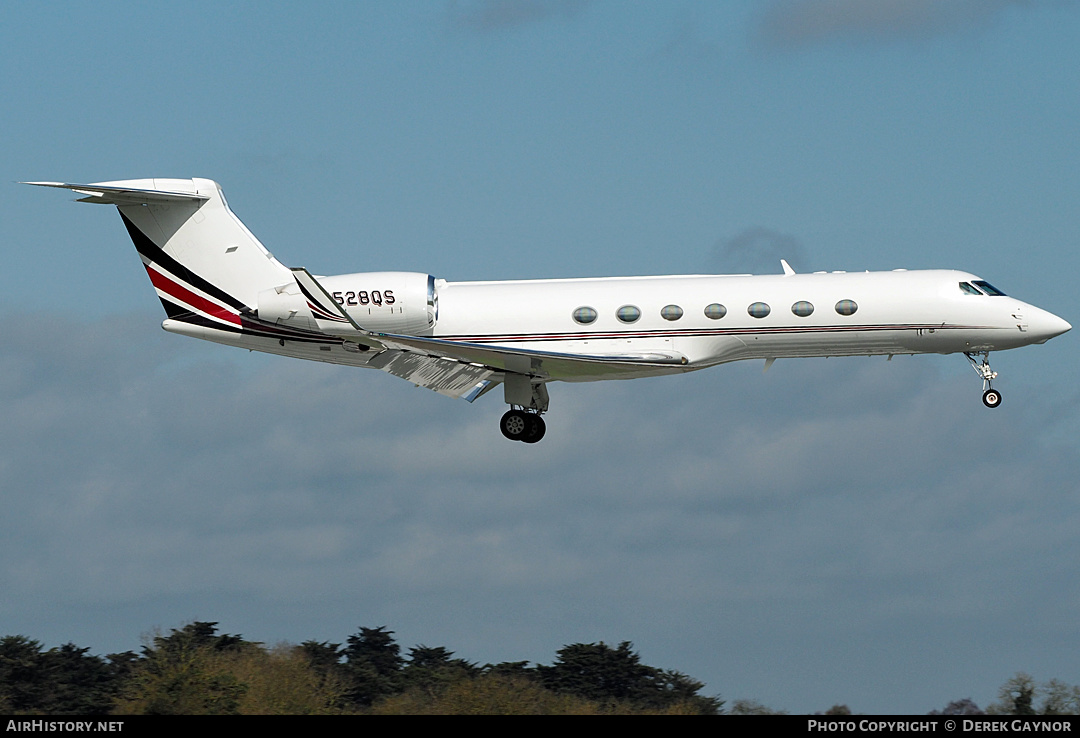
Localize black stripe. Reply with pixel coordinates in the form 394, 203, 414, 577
170, 313, 243, 335
295, 280, 329, 312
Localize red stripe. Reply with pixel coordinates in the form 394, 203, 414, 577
145, 266, 242, 326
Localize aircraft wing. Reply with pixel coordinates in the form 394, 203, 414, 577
364, 351, 498, 401
368, 332, 689, 381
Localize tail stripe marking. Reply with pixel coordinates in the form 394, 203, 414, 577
145, 265, 242, 326
119, 211, 247, 311
295, 280, 349, 323
306, 301, 349, 322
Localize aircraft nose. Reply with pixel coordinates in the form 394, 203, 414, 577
1027, 307, 1071, 343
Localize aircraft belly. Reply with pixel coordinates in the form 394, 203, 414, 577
554, 364, 687, 382
533, 336, 674, 355
895, 326, 1017, 354
673, 334, 752, 366
738, 327, 915, 358
482, 337, 689, 382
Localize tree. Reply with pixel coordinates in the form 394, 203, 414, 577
113, 622, 255, 714
930, 698, 983, 715
218, 644, 348, 714
730, 698, 787, 715
297, 640, 342, 674
538, 641, 654, 703
0, 636, 46, 713
37, 643, 122, 715
0, 635, 120, 714
0, 623, 727, 715
987, 674, 1080, 715
1040, 680, 1080, 716
401, 645, 478, 696
341, 626, 404, 706
536, 641, 720, 714
483, 660, 533, 678
146, 621, 256, 658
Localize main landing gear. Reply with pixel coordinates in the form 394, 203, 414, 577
500, 374, 550, 443
500, 409, 546, 444
966, 351, 1002, 408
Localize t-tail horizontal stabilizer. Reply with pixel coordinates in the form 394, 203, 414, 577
21, 180, 210, 205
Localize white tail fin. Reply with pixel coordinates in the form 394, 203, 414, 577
24, 179, 293, 325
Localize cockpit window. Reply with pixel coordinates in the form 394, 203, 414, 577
959, 282, 982, 296
973, 280, 1006, 296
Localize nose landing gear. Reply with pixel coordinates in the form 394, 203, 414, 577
966, 352, 1002, 408
500, 409, 546, 443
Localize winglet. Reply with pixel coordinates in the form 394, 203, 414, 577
780, 259, 796, 276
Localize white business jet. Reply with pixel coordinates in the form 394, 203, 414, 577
26, 179, 1070, 443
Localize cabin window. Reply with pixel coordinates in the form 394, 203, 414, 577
748, 302, 771, 319
791, 301, 814, 317
573, 306, 598, 325
959, 282, 982, 296
704, 303, 727, 320
660, 304, 684, 321
616, 305, 641, 323
835, 299, 858, 316
973, 280, 1006, 296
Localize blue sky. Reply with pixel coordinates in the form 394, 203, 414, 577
2, 1, 1078, 714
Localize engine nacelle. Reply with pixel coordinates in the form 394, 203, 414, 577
258, 272, 438, 335
257, 282, 319, 331
318, 271, 438, 335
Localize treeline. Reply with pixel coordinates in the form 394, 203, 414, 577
0, 623, 720, 715
2, 623, 1078, 715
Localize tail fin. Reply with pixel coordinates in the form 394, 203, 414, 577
24, 179, 293, 326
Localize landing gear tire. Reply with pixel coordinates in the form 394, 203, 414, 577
982, 389, 1002, 408
500, 410, 546, 443
500, 410, 529, 441
522, 414, 546, 444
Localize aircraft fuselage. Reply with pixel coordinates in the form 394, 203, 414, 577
402, 269, 1065, 378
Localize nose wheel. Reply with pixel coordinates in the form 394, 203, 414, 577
500, 409, 546, 443
966, 352, 1002, 409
